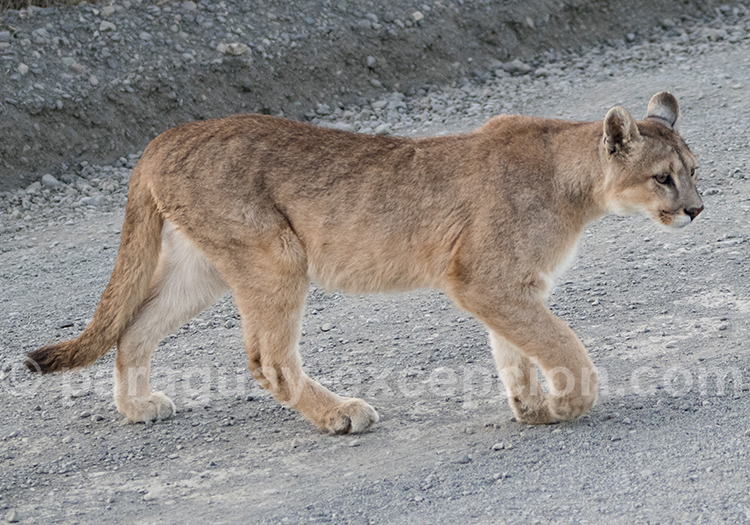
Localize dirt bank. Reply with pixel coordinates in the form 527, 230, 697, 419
0, 0, 742, 191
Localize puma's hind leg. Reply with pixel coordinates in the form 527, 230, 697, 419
221, 227, 378, 434
114, 221, 229, 422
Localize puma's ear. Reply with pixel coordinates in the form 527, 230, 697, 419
646, 91, 680, 131
603, 106, 641, 156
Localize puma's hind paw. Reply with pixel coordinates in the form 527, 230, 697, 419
318, 398, 379, 434
116, 391, 176, 423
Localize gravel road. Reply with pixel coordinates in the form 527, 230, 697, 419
2, 5, 750, 525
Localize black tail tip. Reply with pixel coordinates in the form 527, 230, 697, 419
26, 345, 63, 374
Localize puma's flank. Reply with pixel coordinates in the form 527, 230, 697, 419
27, 92, 702, 433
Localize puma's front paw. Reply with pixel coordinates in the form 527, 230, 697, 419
116, 391, 176, 423
318, 398, 379, 434
508, 394, 555, 425
548, 390, 597, 421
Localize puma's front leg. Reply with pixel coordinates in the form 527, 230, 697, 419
489, 302, 598, 423
459, 291, 598, 423
490, 332, 554, 424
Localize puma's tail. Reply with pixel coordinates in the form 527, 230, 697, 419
26, 166, 163, 374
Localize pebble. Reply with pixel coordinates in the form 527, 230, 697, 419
491, 442, 504, 451
503, 59, 533, 76
41, 174, 61, 187
4, 510, 18, 524
374, 123, 392, 135
320, 323, 333, 332
457, 453, 471, 464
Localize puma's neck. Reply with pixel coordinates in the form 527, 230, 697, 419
551, 120, 610, 227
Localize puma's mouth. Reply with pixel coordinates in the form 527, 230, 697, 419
657, 210, 692, 229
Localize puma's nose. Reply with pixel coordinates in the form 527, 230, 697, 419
685, 205, 704, 220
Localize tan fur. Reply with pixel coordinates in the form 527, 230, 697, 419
27, 92, 702, 433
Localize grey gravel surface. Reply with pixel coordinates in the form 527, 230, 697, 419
1, 5, 750, 525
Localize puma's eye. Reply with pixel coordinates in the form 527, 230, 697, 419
690, 167, 697, 179
654, 172, 670, 185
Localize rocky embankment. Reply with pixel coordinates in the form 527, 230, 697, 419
0, 0, 740, 191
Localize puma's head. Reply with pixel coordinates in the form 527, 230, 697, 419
601, 91, 703, 229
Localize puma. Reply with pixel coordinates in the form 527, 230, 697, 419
27, 92, 702, 433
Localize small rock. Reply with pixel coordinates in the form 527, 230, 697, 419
457, 454, 471, 464
18, 63, 29, 76
101, 5, 116, 17
369, 78, 383, 88
89, 76, 99, 86
374, 123, 392, 135
182, 1, 197, 10
0, 31, 11, 42
503, 59, 533, 76
320, 323, 332, 332
718, 323, 729, 331
99, 21, 116, 32
703, 188, 721, 196
367, 56, 376, 68
142, 492, 157, 502
41, 174, 61, 187
411, 11, 424, 22
168, 453, 179, 459
744, 429, 750, 437
491, 442, 504, 451
91, 414, 104, 422
223, 43, 248, 55
91, 195, 109, 207
348, 439, 361, 447
139, 31, 152, 41
5, 510, 18, 523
